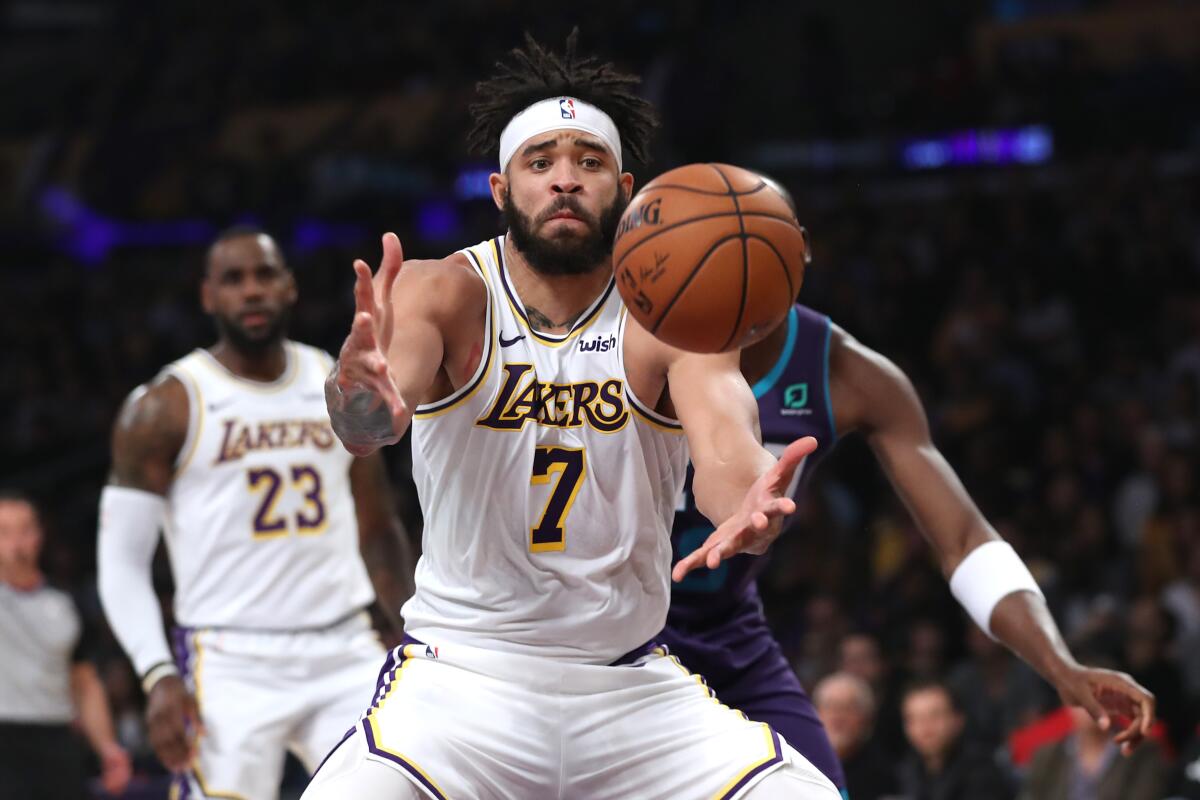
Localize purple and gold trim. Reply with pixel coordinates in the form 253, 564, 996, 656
169, 628, 246, 800
413, 245, 496, 419
361, 638, 451, 800
495, 236, 615, 347
654, 645, 785, 799
715, 725, 783, 800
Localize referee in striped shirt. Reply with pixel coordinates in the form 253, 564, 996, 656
0, 492, 131, 799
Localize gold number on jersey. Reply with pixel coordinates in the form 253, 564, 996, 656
530, 446, 586, 552
247, 464, 328, 539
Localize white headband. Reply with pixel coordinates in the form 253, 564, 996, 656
498, 97, 623, 173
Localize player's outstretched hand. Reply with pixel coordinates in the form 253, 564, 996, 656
672, 437, 817, 582
326, 233, 409, 456
145, 674, 204, 773
1053, 664, 1156, 755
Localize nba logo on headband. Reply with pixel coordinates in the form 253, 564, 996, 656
498, 96, 622, 172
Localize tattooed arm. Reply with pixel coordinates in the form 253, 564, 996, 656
99, 377, 203, 773
326, 234, 487, 455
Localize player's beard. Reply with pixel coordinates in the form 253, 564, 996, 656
214, 307, 291, 355
504, 187, 628, 276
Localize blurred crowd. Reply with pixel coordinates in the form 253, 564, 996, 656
2, 1, 1200, 798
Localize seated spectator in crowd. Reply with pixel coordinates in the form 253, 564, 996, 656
948, 623, 1053, 756
1019, 704, 1169, 800
898, 679, 1014, 800
814, 671, 899, 800
840, 632, 905, 755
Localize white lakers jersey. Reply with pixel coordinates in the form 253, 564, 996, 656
402, 236, 690, 664
162, 341, 374, 629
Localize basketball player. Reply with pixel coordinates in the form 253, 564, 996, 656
663, 177, 1157, 795
304, 34, 839, 799
97, 228, 414, 800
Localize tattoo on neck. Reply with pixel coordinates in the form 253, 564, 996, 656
525, 305, 584, 333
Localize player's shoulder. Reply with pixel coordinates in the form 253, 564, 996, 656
393, 252, 487, 319
112, 370, 189, 443
286, 339, 337, 372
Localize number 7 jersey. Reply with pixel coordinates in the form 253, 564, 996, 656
403, 237, 690, 664
160, 341, 374, 630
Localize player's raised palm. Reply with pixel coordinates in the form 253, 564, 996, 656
672, 437, 817, 582
327, 233, 408, 455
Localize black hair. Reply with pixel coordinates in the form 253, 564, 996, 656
468, 29, 658, 167
205, 225, 288, 273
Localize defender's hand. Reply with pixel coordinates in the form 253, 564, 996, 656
327, 233, 408, 456
1053, 664, 1156, 755
672, 437, 817, 582
145, 674, 203, 773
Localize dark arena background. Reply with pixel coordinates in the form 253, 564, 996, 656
2, 1, 1199, 798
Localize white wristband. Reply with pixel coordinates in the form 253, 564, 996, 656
949, 540, 1043, 640
140, 662, 180, 695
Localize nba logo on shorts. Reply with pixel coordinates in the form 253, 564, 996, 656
560, 98, 576, 119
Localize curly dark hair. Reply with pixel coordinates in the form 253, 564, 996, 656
468, 29, 659, 167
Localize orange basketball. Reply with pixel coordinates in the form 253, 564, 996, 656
613, 163, 808, 353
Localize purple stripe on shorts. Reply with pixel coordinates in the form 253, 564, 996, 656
361, 716, 448, 800
171, 626, 194, 680
719, 727, 784, 800
359, 636, 450, 800
312, 726, 356, 779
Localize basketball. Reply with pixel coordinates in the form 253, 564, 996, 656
612, 163, 808, 353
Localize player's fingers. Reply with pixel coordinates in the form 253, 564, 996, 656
380, 233, 404, 296
1075, 686, 1111, 731
673, 535, 721, 581
342, 312, 378, 359
352, 260, 376, 316
775, 436, 818, 477
671, 549, 706, 582
153, 721, 189, 771
1135, 686, 1156, 735
758, 497, 796, 519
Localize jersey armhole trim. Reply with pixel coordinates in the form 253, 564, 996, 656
822, 317, 838, 442
413, 245, 495, 418
618, 307, 685, 433
750, 306, 798, 400
167, 365, 204, 475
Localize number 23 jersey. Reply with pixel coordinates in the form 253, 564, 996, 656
403, 237, 690, 664
161, 341, 374, 630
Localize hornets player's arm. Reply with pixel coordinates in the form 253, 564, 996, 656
99, 376, 203, 773
830, 324, 1155, 753
622, 321, 818, 581
326, 233, 487, 456
349, 453, 415, 644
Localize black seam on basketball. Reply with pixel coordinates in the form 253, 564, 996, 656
711, 165, 749, 352
650, 233, 746, 336
614, 210, 796, 271
746, 231, 794, 300
637, 181, 771, 197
